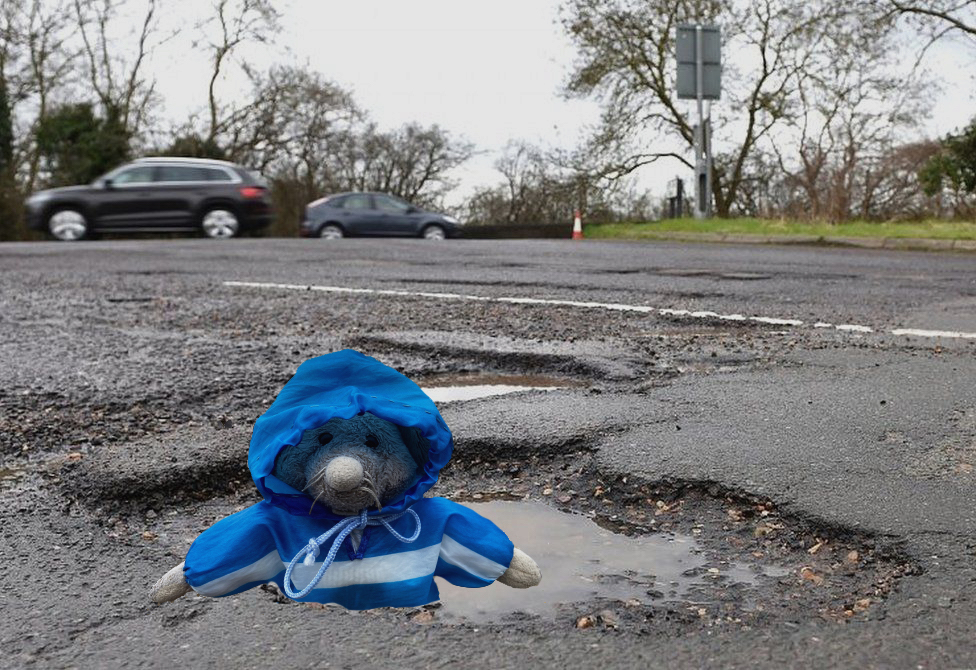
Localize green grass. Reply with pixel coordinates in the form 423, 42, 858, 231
585, 218, 976, 240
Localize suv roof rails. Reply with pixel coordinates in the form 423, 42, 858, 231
135, 156, 235, 167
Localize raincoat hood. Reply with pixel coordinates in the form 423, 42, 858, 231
247, 350, 453, 520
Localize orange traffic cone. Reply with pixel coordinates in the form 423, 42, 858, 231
572, 210, 584, 240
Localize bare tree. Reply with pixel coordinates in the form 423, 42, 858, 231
324, 122, 473, 207
202, 0, 281, 145
889, 0, 976, 38
214, 65, 358, 234
561, 0, 903, 217
770, 10, 926, 221
868, 141, 948, 219
23, 0, 77, 189
464, 140, 633, 227
225, 65, 358, 174
362, 123, 473, 205
0, 0, 78, 197
72, 0, 164, 139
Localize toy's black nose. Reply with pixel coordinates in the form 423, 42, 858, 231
324, 456, 364, 492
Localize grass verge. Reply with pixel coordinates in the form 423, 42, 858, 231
586, 218, 976, 241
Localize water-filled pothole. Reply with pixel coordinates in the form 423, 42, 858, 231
419, 373, 582, 404
434, 501, 778, 621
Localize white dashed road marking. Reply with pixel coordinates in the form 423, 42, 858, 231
891, 328, 976, 339
223, 281, 976, 341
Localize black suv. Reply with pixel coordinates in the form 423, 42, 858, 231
299, 192, 461, 240
26, 157, 273, 240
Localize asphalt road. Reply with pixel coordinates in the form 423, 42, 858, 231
1, 238, 974, 669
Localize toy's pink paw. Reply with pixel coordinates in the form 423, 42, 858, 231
497, 547, 541, 588
150, 562, 193, 604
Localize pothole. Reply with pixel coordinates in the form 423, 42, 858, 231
419, 373, 583, 403
434, 501, 783, 622
434, 452, 921, 627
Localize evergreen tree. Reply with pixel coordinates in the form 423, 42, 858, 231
920, 117, 976, 196
35, 103, 131, 186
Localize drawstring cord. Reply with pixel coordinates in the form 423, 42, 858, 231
283, 508, 421, 599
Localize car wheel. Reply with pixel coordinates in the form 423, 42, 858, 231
422, 224, 446, 241
201, 208, 240, 239
319, 224, 344, 239
48, 208, 89, 241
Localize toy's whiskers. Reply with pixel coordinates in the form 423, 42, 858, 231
359, 484, 383, 511
308, 491, 325, 514
361, 470, 384, 510
304, 464, 329, 492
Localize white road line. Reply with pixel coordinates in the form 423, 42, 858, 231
891, 328, 976, 339
223, 281, 976, 341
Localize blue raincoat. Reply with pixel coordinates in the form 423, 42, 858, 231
182, 350, 515, 609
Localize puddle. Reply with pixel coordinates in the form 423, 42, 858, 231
434, 501, 762, 621
420, 373, 580, 404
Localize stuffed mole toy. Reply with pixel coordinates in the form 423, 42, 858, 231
150, 349, 541, 609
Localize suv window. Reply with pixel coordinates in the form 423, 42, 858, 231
374, 195, 411, 213
156, 165, 210, 182
113, 166, 155, 185
342, 194, 371, 210
203, 168, 234, 182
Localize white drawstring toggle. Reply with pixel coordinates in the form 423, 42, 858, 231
303, 538, 321, 566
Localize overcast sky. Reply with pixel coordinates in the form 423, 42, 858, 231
152, 0, 976, 206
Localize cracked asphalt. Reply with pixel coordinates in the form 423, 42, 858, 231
1, 238, 975, 669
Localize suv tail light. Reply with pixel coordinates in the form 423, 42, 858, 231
240, 186, 266, 199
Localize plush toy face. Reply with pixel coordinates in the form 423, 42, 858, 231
273, 413, 420, 516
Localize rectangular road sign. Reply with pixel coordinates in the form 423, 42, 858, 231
676, 24, 721, 100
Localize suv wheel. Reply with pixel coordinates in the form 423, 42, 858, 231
422, 224, 446, 241
319, 224, 344, 239
48, 208, 89, 241
201, 208, 240, 239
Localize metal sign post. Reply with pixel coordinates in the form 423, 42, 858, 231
676, 24, 721, 220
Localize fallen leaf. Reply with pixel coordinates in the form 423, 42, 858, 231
141, 531, 157, 542
808, 540, 826, 555
409, 609, 435, 624
67, 452, 83, 462
576, 615, 596, 629
845, 550, 860, 564
799, 566, 823, 585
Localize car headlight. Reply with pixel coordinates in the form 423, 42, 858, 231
443, 215, 459, 224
